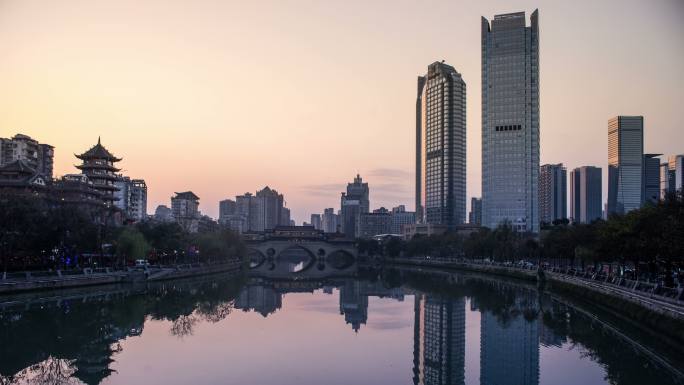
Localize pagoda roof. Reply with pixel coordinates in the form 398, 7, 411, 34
75, 137, 122, 162
0, 159, 37, 175
75, 163, 121, 172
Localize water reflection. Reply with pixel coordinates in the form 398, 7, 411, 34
0, 266, 682, 385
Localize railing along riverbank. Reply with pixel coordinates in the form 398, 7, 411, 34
0, 260, 243, 295
387, 257, 684, 321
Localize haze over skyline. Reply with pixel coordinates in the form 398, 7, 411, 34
1, 0, 682, 222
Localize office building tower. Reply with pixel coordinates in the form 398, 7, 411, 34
256, 186, 287, 229
481, 10, 540, 233
413, 295, 466, 385
339, 281, 368, 332
391, 205, 416, 234
219, 199, 237, 224
643, 154, 662, 204
607, 116, 644, 214
358, 207, 392, 238
480, 309, 539, 385
340, 174, 369, 238
416, 61, 467, 230
321, 208, 339, 233
310, 214, 322, 230
669, 155, 684, 192
570, 166, 602, 224
539, 164, 567, 224
233, 187, 289, 232
469, 197, 482, 225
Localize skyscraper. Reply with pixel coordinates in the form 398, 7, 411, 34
607, 116, 644, 215
321, 208, 339, 233
480, 308, 539, 385
310, 213, 322, 230
643, 154, 662, 204
416, 61, 467, 230
469, 197, 482, 225
669, 155, 684, 192
539, 164, 567, 224
340, 174, 369, 239
219, 199, 237, 224
570, 166, 602, 224
413, 295, 466, 385
481, 10, 540, 233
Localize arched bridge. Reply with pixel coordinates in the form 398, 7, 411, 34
247, 240, 357, 261
244, 226, 358, 279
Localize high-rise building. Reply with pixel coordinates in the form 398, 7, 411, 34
358, 207, 392, 239
669, 155, 684, 192
0, 134, 54, 178
340, 174, 369, 239
539, 164, 567, 224
480, 308, 539, 385
643, 154, 662, 204
390, 205, 416, 235
321, 208, 339, 233
171, 191, 200, 232
416, 61, 467, 230
129, 179, 147, 221
339, 281, 369, 332
570, 166, 602, 224
607, 116, 644, 215
256, 186, 287, 230
114, 176, 148, 221
233, 187, 289, 232
75, 138, 122, 206
219, 199, 237, 224
481, 10, 540, 233
469, 197, 482, 225
310, 214, 322, 230
413, 295, 466, 385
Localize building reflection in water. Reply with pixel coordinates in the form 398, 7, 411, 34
412, 294, 465, 385
2, 269, 681, 385
235, 282, 283, 317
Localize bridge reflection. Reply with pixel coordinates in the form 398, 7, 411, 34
0, 268, 681, 385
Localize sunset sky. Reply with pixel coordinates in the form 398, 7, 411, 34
1, 0, 682, 222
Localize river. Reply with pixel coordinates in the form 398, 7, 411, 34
0, 265, 682, 385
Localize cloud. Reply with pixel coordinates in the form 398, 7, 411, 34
367, 168, 412, 179
299, 183, 345, 196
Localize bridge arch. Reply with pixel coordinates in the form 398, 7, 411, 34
277, 245, 317, 273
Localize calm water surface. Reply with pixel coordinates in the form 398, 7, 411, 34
0, 266, 682, 385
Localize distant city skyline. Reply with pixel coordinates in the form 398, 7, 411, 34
1, 0, 682, 222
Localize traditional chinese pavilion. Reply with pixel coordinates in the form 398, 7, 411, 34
75, 137, 121, 205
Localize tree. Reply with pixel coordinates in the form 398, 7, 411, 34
115, 227, 150, 266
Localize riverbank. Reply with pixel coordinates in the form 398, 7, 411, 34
388, 258, 684, 344
0, 260, 243, 295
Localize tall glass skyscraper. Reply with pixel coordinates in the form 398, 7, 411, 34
539, 163, 567, 224
413, 295, 466, 385
415, 61, 467, 229
570, 166, 602, 223
607, 116, 644, 215
481, 10, 540, 233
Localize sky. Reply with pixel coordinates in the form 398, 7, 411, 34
1, 0, 683, 222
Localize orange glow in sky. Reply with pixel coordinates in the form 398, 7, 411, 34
1, 0, 682, 221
